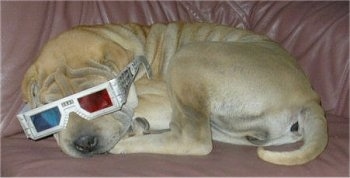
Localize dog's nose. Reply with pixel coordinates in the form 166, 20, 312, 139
74, 135, 98, 153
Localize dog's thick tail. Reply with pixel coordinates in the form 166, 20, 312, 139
257, 102, 328, 165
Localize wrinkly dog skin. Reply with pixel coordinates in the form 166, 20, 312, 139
22, 23, 328, 165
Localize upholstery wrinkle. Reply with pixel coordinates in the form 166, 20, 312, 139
226, 1, 250, 29
96, 1, 110, 24
181, 2, 207, 22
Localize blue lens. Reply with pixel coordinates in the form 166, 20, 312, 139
30, 107, 61, 132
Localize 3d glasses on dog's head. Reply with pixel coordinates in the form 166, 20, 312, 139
17, 56, 152, 140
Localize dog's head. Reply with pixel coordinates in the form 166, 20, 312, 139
21, 26, 149, 157
24, 63, 142, 157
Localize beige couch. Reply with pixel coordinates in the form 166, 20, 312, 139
1, 1, 349, 176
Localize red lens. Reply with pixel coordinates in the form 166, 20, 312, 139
78, 89, 113, 113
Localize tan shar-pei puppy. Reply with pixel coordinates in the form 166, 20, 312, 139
21, 22, 328, 165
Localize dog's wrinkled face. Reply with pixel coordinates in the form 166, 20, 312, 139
21, 28, 151, 157
30, 62, 139, 157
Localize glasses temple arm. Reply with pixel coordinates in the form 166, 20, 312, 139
111, 56, 152, 107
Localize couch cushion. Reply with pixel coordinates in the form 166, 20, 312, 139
2, 114, 348, 176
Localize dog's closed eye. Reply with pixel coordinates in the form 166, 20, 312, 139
290, 122, 299, 132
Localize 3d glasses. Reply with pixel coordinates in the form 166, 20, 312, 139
17, 56, 152, 140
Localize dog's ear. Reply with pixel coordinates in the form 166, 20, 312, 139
21, 65, 41, 108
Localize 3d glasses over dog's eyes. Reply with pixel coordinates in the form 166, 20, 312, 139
17, 56, 152, 140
